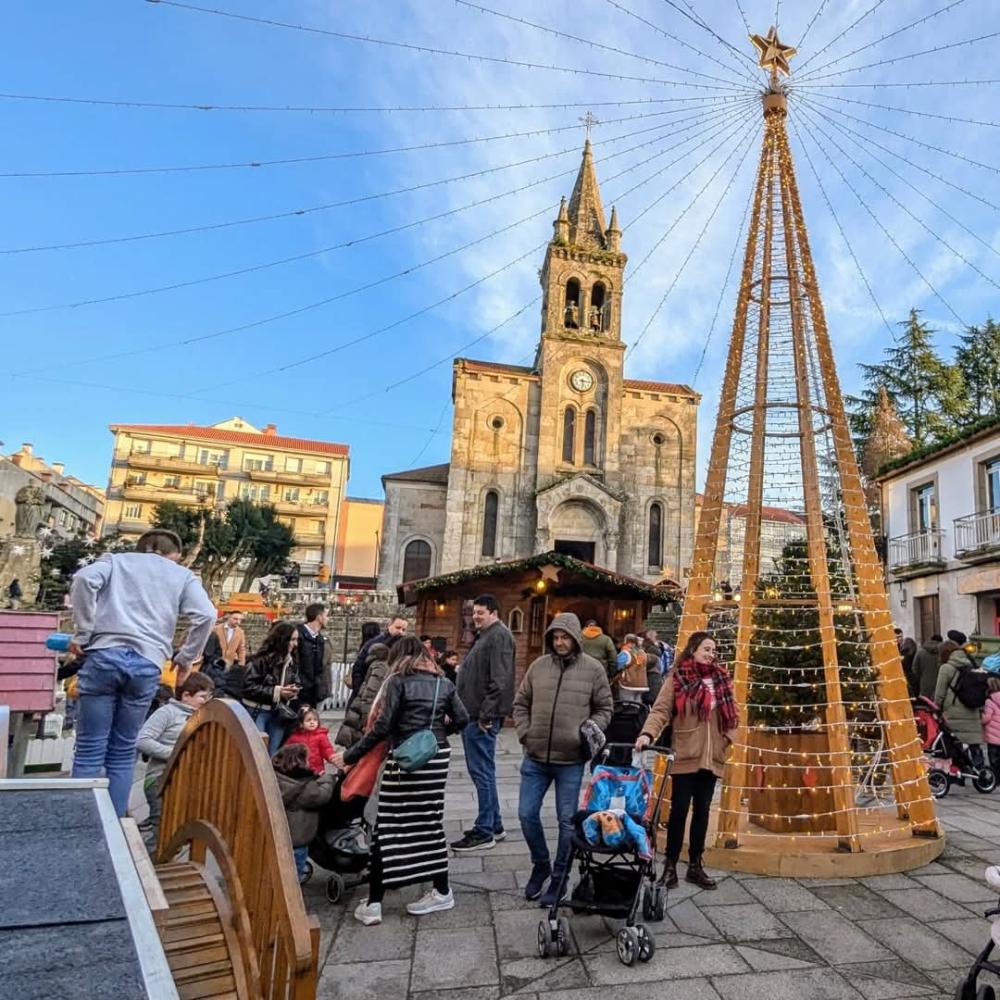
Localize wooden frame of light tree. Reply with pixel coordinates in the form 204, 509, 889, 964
676, 30, 939, 868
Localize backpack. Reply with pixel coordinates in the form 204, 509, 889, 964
950, 653, 989, 710
614, 648, 648, 689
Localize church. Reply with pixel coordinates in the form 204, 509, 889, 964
377, 140, 699, 589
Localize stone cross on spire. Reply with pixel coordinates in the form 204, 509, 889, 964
578, 111, 600, 140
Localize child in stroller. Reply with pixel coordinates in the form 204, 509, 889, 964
913, 695, 996, 798
306, 770, 371, 902
536, 700, 674, 968
954, 865, 1000, 1000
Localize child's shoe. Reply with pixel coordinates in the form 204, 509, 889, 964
353, 899, 382, 925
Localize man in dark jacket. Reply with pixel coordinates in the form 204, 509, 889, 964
512, 612, 613, 905
295, 603, 332, 708
914, 634, 943, 701
349, 614, 408, 693
580, 619, 618, 681
451, 594, 516, 853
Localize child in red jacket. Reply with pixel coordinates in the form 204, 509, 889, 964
285, 706, 336, 774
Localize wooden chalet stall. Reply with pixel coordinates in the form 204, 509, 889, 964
399, 551, 679, 684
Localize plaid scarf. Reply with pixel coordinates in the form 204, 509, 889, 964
673, 655, 738, 733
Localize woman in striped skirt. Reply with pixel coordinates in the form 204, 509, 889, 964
336, 635, 468, 926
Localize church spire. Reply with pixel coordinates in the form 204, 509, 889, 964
566, 139, 608, 250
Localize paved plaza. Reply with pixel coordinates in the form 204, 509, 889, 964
306, 730, 1000, 1000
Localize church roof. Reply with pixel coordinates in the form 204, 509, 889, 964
623, 379, 699, 398
397, 549, 680, 605
567, 140, 608, 250
381, 462, 450, 485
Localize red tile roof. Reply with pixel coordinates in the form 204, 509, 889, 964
623, 379, 698, 397
694, 495, 806, 525
110, 423, 349, 456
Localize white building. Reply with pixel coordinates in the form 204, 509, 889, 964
877, 418, 1000, 641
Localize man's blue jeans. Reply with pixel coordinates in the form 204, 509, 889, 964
462, 719, 503, 837
72, 646, 162, 817
518, 756, 586, 877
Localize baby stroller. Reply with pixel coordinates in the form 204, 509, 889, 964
307, 772, 371, 902
913, 695, 996, 798
537, 741, 674, 967
954, 865, 1000, 1000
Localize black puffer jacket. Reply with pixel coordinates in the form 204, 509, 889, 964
343, 670, 469, 765
243, 652, 300, 708
336, 655, 390, 748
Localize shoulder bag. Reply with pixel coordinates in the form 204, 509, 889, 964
393, 675, 442, 772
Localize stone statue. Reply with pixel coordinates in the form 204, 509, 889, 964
589, 305, 603, 332
564, 303, 579, 329
14, 485, 46, 538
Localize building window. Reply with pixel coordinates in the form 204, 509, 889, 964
564, 278, 581, 328
313, 460, 331, 475
314, 490, 329, 505
243, 454, 273, 472
195, 480, 218, 499
589, 282, 606, 332
584, 409, 597, 465
508, 607, 524, 633
482, 490, 499, 557
986, 458, 1000, 511
199, 448, 227, 468
562, 407, 576, 464
163, 475, 181, 489
402, 540, 432, 582
912, 483, 937, 532
132, 439, 151, 455
648, 502, 663, 569
284, 488, 300, 502
286, 457, 302, 473
124, 503, 143, 519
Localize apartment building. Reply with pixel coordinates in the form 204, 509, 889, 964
877, 417, 1000, 640
103, 417, 352, 580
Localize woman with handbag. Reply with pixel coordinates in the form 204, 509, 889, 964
634, 631, 737, 891
243, 622, 301, 755
334, 635, 469, 926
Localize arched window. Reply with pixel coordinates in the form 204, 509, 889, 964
562, 407, 576, 464
648, 503, 663, 569
508, 607, 524, 633
402, 539, 432, 582
589, 283, 606, 332
564, 278, 581, 328
481, 490, 499, 557
584, 409, 597, 465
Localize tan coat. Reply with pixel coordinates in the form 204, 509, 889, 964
640, 674, 731, 777
212, 622, 247, 666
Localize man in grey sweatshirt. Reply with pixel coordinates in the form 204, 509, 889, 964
70, 529, 216, 816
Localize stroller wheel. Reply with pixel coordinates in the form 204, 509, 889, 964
973, 769, 996, 794
929, 769, 950, 799
537, 920, 555, 959
616, 926, 639, 966
642, 886, 654, 921
326, 873, 345, 904
636, 924, 655, 963
652, 884, 666, 922
556, 917, 571, 957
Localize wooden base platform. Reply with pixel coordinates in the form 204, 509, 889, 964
700, 803, 946, 878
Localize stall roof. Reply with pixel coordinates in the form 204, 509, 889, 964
398, 550, 680, 605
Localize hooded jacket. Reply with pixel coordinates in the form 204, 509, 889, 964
512, 612, 614, 765
336, 653, 391, 748
914, 638, 941, 701
275, 768, 336, 847
137, 699, 197, 781
935, 646, 986, 745
580, 625, 618, 680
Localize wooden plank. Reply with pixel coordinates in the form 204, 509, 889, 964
177, 976, 236, 1000
121, 818, 170, 928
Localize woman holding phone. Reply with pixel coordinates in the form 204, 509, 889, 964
243, 621, 301, 754
635, 631, 737, 891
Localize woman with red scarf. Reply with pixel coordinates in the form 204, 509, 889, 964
635, 631, 737, 890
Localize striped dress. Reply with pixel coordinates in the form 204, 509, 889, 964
374, 745, 452, 887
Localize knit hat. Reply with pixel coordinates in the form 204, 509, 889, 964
946, 629, 967, 645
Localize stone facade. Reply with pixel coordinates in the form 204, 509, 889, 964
378, 142, 699, 589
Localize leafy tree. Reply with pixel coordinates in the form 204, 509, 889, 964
854, 309, 960, 449
954, 317, 1000, 425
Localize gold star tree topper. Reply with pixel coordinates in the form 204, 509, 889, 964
749, 25, 797, 79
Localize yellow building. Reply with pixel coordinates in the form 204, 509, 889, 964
335, 497, 384, 588
103, 417, 356, 581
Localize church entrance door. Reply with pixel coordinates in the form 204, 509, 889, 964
554, 539, 596, 562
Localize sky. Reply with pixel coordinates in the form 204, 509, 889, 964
1, 0, 997, 499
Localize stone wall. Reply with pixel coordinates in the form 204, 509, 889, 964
377, 479, 448, 591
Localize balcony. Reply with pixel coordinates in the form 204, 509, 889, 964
245, 467, 330, 486
122, 483, 221, 507
954, 509, 1000, 562
127, 453, 222, 476
272, 499, 330, 515
888, 529, 946, 577
292, 531, 326, 546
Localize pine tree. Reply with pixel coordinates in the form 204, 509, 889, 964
954, 317, 1000, 425
856, 309, 960, 448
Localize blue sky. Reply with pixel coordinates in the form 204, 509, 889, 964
2, 0, 997, 498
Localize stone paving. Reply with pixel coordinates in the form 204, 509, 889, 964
307, 731, 1000, 1000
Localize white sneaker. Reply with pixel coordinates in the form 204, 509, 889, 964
406, 889, 455, 915
353, 900, 382, 926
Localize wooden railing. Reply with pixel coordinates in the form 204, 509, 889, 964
156, 699, 319, 1000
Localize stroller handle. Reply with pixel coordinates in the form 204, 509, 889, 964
601, 741, 674, 755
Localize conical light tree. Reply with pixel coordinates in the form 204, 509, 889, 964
678, 28, 940, 866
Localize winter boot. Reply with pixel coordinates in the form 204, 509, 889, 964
685, 858, 717, 890
660, 859, 679, 889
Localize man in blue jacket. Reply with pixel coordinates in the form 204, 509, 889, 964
451, 594, 515, 852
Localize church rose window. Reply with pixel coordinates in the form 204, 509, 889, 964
648, 502, 663, 569
489, 415, 505, 430
584, 409, 597, 465
482, 490, 499, 557
402, 539, 432, 582
562, 408, 576, 464
651, 432, 665, 446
